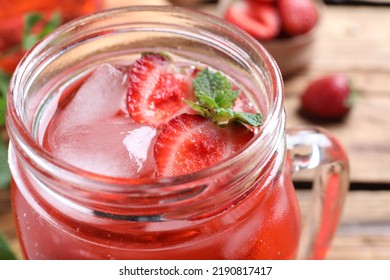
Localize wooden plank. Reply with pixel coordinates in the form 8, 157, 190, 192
299, 190, 390, 259
311, 6, 390, 73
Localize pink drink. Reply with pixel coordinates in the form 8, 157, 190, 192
10, 54, 301, 259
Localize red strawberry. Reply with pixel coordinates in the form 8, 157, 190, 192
0, 17, 24, 52
127, 53, 194, 127
300, 74, 354, 120
225, 1, 281, 40
278, 0, 318, 36
0, 49, 25, 75
154, 113, 254, 177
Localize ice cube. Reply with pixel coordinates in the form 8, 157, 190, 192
47, 117, 157, 178
60, 63, 128, 125
122, 126, 157, 174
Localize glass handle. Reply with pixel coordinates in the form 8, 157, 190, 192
286, 126, 350, 259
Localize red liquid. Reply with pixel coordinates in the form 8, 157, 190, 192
10, 60, 301, 259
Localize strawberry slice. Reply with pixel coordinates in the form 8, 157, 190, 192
225, 1, 281, 40
154, 113, 254, 177
127, 53, 194, 127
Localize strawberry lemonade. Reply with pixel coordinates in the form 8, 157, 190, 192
7, 6, 348, 260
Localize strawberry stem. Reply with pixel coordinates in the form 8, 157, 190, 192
347, 78, 358, 108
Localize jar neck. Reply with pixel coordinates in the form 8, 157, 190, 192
6, 6, 285, 216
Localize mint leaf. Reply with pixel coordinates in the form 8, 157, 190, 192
193, 68, 239, 109
214, 108, 263, 127
183, 100, 209, 116
197, 93, 218, 109
189, 68, 263, 127
0, 232, 17, 260
0, 141, 10, 189
23, 12, 61, 51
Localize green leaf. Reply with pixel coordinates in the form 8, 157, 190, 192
0, 70, 10, 98
0, 141, 10, 189
189, 68, 263, 127
193, 68, 239, 109
22, 13, 43, 50
214, 109, 263, 127
0, 70, 10, 126
22, 12, 61, 51
0, 232, 17, 260
184, 100, 209, 116
197, 93, 218, 109
40, 12, 61, 38
0, 98, 6, 127
229, 110, 263, 127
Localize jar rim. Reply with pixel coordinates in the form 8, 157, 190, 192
6, 5, 285, 191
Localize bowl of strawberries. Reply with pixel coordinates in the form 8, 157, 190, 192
220, 0, 321, 77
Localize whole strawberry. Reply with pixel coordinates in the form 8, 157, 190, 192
300, 74, 354, 120
278, 0, 319, 36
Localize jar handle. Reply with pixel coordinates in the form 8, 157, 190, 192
286, 126, 349, 259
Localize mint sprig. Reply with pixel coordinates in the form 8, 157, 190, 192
186, 68, 263, 127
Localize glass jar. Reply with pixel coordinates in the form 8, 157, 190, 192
6, 5, 349, 260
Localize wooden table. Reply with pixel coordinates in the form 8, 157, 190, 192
284, 4, 390, 185
285, 4, 390, 259
1, 0, 390, 260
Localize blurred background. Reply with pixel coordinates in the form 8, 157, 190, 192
1, 0, 390, 259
